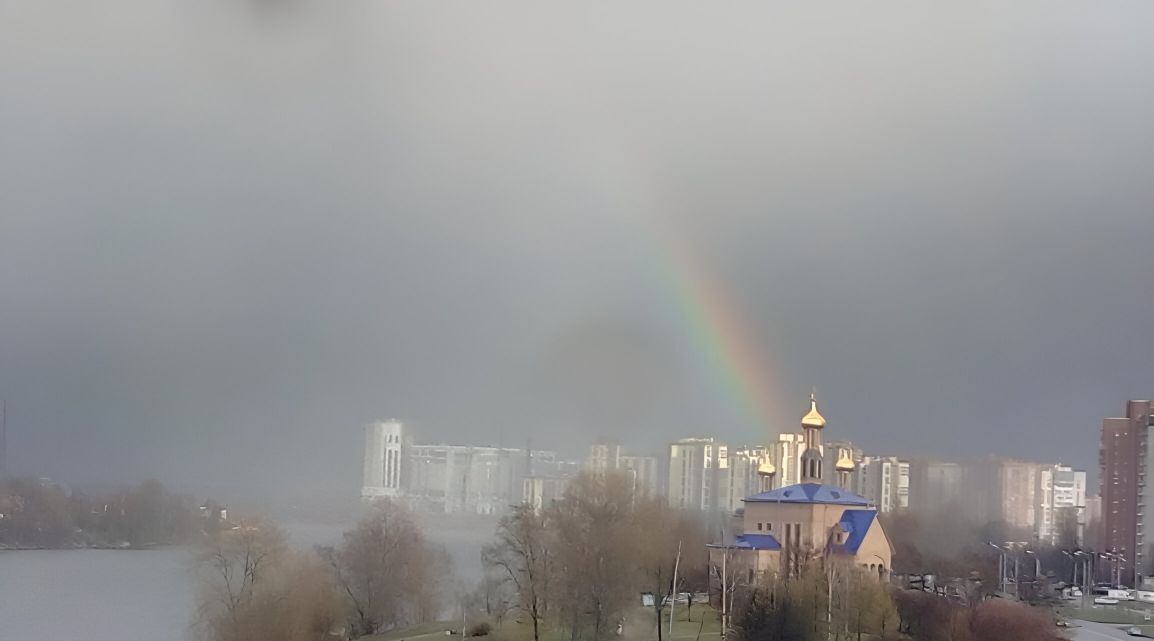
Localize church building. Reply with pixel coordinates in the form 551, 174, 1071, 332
708, 394, 894, 583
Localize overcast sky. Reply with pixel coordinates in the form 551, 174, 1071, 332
2, 1, 1153, 497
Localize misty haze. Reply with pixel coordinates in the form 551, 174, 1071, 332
1, 2, 1152, 641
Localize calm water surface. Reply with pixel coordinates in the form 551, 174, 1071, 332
0, 548, 197, 641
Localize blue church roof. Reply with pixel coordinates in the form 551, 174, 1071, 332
744, 482, 872, 506
833, 509, 876, 554
732, 533, 781, 550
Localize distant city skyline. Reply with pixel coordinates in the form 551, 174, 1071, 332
362, 397, 1093, 551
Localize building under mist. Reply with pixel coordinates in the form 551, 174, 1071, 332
361, 420, 406, 500
361, 420, 580, 514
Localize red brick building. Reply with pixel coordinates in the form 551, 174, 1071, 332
1100, 400, 1153, 585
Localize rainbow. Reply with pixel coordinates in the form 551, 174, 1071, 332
647, 219, 786, 435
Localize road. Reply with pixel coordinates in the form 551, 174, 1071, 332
1068, 619, 1148, 641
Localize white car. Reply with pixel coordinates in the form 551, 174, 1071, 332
1127, 626, 1144, 636
1094, 596, 1120, 605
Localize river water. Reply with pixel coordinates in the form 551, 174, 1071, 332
0, 517, 493, 641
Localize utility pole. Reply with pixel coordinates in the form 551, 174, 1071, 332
669, 539, 682, 639
719, 547, 729, 640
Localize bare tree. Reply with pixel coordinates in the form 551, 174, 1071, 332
634, 497, 680, 641
673, 513, 709, 623
319, 500, 445, 638
970, 600, 1066, 641
195, 520, 341, 641
197, 519, 287, 636
552, 471, 640, 641
482, 503, 554, 641
468, 571, 514, 629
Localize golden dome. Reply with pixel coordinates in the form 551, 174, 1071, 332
801, 392, 826, 428
835, 454, 855, 472
757, 461, 776, 477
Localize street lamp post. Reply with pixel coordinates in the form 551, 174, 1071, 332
988, 542, 1007, 596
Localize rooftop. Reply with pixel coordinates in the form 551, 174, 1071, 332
744, 482, 873, 506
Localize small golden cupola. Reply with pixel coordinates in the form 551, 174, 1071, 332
835, 449, 855, 489
756, 460, 777, 492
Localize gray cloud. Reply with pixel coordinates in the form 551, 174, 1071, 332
1, 0, 1152, 495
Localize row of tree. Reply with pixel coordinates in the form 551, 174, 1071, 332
194, 503, 450, 641
893, 589, 1068, 641
482, 472, 1069, 641
0, 477, 201, 547
481, 471, 712, 641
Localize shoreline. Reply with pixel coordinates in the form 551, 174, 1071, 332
0, 542, 173, 551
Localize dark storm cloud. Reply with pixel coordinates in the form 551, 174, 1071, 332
1, 0, 1152, 495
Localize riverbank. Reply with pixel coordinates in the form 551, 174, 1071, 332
0, 541, 172, 551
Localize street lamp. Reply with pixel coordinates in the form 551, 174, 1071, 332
1024, 549, 1041, 580
1062, 550, 1078, 586
1073, 550, 1093, 608
988, 542, 1007, 595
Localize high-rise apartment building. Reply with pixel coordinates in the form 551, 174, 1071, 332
585, 444, 660, 496
1100, 400, 1154, 583
1084, 494, 1103, 550
522, 476, 569, 512
667, 438, 727, 512
586, 444, 622, 475
766, 433, 807, 487
908, 460, 964, 513
998, 459, 1041, 531
407, 444, 553, 514
723, 446, 771, 513
621, 455, 661, 495
1037, 464, 1087, 546
361, 420, 407, 500
859, 456, 909, 513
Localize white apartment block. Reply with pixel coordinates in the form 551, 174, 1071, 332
361, 420, 406, 500
768, 433, 807, 487
621, 455, 661, 496
724, 446, 772, 513
860, 456, 909, 513
1037, 464, 1087, 546
668, 438, 727, 512
586, 444, 622, 475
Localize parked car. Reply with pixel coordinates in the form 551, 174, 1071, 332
1127, 626, 1144, 636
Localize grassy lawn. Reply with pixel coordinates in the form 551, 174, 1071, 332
365, 605, 723, 641
1059, 605, 1151, 625
366, 620, 461, 641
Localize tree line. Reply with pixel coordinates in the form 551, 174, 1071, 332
482, 472, 1069, 641
194, 502, 451, 641
0, 477, 201, 547
479, 471, 712, 641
